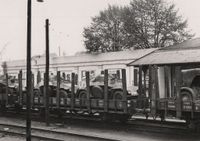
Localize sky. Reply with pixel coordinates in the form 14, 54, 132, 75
0, 0, 200, 61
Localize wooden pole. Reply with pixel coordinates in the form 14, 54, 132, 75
5, 73, 9, 106
71, 73, 75, 109
26, 0, 32, 140
18, 70, 23, 106
31, 73, 34, 107
56, 71, 60, 108
86, 71, 91, 113
116, 70, 120, 79
104, 69, 108, 112
75, 74, 78, 85
62, 72, 66, 80
45, 19, 50, 126
37, 71, 41, 84
122, 69, 127, 113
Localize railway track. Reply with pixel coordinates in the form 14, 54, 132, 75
0, 110, 199, 137
0, 123, 119, 141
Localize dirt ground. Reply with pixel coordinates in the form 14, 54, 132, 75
0, 116, 199, 141
0, 134, 24, 141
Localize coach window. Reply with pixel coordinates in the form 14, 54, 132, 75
62, 72, 66, 80
66, 74, 71, 81
81, 70, 95, 80
108, 69, 121, 79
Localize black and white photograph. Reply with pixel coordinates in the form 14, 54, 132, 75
0, 0, 200, 140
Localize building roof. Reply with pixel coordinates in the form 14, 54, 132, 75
128, 38, 200, 66
52, 48, 156, 65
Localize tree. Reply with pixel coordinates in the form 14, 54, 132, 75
122, 0, 194, 49
83, 5, 126, 52
83, 0, 194, 52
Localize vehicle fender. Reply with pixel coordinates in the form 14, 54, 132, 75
110, 88, 122, 98
180, 87, 196, 100
111, 88, 129, 95
76, 88, 87, 98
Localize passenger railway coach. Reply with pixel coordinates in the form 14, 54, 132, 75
2, 49, 155, 94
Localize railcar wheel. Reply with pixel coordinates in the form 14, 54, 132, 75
14, 104, 22, 113
39, 108, 45, 118
153, 115, 157, 120
145, 113, 149, 120
118, 114, 131, 123
187, 120, 196, 131
56, 109, 64, 118
159, 111, 165, 122
100, 113, 112, 122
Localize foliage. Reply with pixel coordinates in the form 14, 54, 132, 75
83, 5, 125, 52
83, 0, 194, 52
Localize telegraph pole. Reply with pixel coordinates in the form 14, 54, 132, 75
45, 19, 50, 126
26, 0, 32, 140
26, 1, 44, 140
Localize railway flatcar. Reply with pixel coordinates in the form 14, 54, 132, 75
0, 69, 136, 123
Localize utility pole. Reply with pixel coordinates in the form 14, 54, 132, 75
26, 0, 32, 140
26, 1, 44, 140
45, 19, 50, 126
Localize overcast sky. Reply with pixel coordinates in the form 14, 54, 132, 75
0, 0, 200, 61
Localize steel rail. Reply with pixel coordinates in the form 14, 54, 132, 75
0, 123, 119, 141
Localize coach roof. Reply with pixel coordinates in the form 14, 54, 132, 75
52, 48, 156, 65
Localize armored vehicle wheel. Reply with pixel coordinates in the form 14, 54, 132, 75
78, 90, 87, 106
113, 90, 123, 100
91, 85, 103, 99
59, 89, 69, 98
